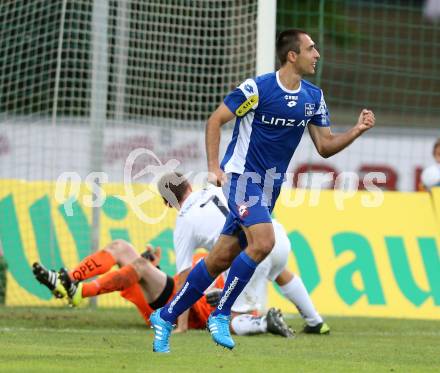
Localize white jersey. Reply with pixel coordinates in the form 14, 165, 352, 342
174, 185, 229, 273
174, 185, 291, 312
174, 185, 290, 285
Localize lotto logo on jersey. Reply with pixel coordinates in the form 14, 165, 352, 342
305, 103, 315, 116
285, 95, 298, 107
236, 95, 258, 117
237, 204, 249, 218
244, 84, 254, 94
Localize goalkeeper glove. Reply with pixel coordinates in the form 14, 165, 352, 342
205, 288, 223, 307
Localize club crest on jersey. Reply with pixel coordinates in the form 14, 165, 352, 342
237, 204, 249, 218
305, 103, 315, 116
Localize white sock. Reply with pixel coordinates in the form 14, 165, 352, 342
279, 276, 323, 326
230, 314, 267, 336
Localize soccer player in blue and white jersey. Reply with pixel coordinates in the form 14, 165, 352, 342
150, 29, 375, 353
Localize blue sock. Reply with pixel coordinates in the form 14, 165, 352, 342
212, 251, 257, 317
160, 259, 214, 324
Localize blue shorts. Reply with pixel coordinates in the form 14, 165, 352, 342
221, 173, 281, 239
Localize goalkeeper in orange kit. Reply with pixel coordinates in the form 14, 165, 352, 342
32, 239, 291, 335
33, 240, 221, 329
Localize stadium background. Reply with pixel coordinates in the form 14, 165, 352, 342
0, 0, 439, 320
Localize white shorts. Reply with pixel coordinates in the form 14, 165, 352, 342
231, 221, 290, 313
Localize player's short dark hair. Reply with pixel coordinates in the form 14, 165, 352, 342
276, 29, 308, 65
433, 138, 440, 154
157, 172, 190, 208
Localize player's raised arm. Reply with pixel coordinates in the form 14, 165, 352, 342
308, 109, 375, 158
205, 103, 235, 186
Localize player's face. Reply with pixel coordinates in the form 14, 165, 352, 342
296, 34, 320, 75
434, 145, 440, 163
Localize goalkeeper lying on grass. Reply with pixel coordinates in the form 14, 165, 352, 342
33, 239, 293, 337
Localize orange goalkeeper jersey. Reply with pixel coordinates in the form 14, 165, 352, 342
120, 252, 224, 328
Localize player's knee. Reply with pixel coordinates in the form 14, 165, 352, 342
130, 257, 148, 277
205, 237, 242, 275
205, 252, 234, 276
205, 255, 226, 275
107, 239, 133, 257
255, 235, 275, 255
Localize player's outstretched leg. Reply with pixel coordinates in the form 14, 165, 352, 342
303, 322, 330, 335
32, 262, 67, 299
207, 313, 235, 349
266, 308, 295, 338
59, 268, 83, 307
150, 308, 173, 353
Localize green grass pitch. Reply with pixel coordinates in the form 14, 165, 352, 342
0, 307, 439, 372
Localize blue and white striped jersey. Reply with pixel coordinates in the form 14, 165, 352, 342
221, 71, 330, 186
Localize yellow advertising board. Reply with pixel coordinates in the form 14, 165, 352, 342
272, 189, 440, 319
0, 180, 177, 307
0, 180, 439, 319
